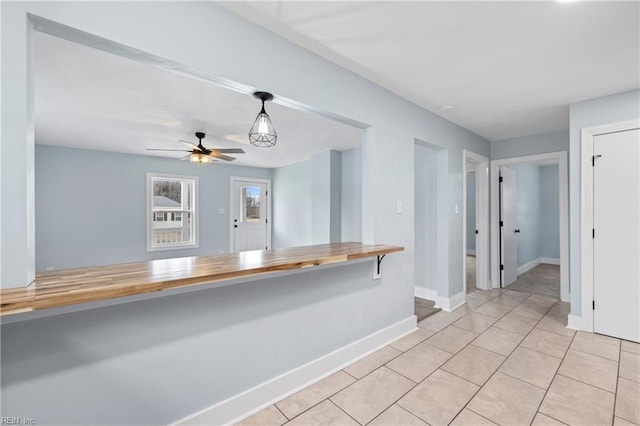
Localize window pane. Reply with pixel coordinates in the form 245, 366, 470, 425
153, 180, 182, 210
152, 211, 193, 245
242, 186, 261, 222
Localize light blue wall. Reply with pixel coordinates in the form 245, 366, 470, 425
569, 89, 640, 314
273, 149, 361, 248
272, 160, 312, 249
509, 164, 541, 268
540, 165, 560, 259
508, 163, 560, 268
2, 2, 489, 423
415, 143, 439, 292
341, 148, 362, 242
491, 130, 569, 159
35, 145, 272, 271
466, 172, 476, 252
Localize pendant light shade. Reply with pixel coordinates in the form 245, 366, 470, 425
249, 91, 277, 147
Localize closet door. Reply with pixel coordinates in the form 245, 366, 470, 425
593, 128, 639, 342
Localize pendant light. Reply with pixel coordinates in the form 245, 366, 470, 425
249, 91, 277, 147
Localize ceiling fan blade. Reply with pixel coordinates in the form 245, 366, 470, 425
179, 154, 191, 161
180, 141, 202, 151
211, 148, 245, 154
147, 148, 191, 152
209, 152, 236, 161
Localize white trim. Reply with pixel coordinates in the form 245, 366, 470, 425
541, 257, 560, 265
567, 314, 587, 331
414, 287, 438, 302
435, 291, 466, 312
490, 151, 570, 302
146, 172, 199, 252
229, 176, 272, 253
580, 119, 640, 333
174, 316, 417, 426
517, 258, 541, 276
463, 150, 490, 293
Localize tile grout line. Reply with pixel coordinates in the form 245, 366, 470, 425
448, 293, 563, 425
270, 290, 568, 426
611, 339, 622, 426
328, 399, 364, 426
532, 321, 579, 425
553, 372, 617, 395
405, 292, 536, 424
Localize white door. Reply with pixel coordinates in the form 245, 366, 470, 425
500, 166, 518, 286
231, 179, 270, 252
593, 128, 639, 342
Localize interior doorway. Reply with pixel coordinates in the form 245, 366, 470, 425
230, 177, 272, 252
490, 151, 569, 302
463, 150, 490, 295
414, 140, 448, 313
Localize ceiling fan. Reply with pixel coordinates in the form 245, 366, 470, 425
147, 132, 245, 163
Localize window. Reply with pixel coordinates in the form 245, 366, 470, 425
147, 173, 198, 251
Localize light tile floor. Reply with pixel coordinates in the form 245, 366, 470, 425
237, 288, 640, 426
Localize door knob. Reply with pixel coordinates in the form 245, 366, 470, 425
514, 229, 521, 233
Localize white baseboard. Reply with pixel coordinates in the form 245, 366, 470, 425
414, 287, 437, 301
175, 316, 417, 425
541, 257, 560, 265
567, 314, 588, 331
435, 291, 466, 312
517, 258, 542, 276
466, 249, 476, 256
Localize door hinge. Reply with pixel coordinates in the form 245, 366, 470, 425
266, 218, 268, 224
475, 229, 479, 235
500, 264, 504, 271
499, 176, 503, 183
593, 300, 595, 310
592, 228, 595, 239
266, 190, 268, 196
500, 221, 504, 227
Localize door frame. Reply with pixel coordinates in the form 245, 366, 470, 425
229, 176, 272, 253
463, 150, 490, 292
580, 119, 640, 332
490, 151, 569, 302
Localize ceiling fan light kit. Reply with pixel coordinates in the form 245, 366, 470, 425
249, 91, 277, 147
190, 153, 212, 164
146, 131, 245, 164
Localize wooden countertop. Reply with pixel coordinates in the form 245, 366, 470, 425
0, 242, 403, 317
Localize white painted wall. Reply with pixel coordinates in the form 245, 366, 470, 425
1, 2, 490, 423
272, 160, 312, 249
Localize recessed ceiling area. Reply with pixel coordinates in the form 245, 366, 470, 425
34, 32, 362, 168
221, 1, 640, 141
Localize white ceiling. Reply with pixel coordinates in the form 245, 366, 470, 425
34, 32, 362, 168
221, 1, 640, 141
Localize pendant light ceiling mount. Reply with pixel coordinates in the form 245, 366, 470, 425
249, 91, 277, 147
253, 91, 274, 104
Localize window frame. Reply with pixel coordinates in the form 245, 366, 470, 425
146, 172, 199, 252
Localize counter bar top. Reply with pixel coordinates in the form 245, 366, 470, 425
0, 242, 403, 317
